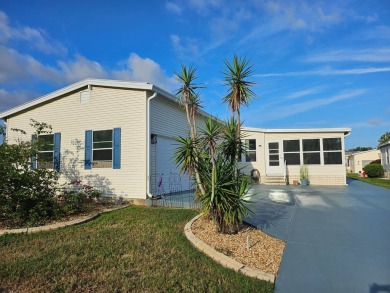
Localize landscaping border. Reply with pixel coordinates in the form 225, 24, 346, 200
184, 214, 275, 283
0, 205, 131, 236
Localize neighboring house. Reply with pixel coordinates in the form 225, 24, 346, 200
378, 140, 390, 177
346, 149, 380, 173
238, 127, 351, 185
0, 79, 207, 204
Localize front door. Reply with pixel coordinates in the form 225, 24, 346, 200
266, 141, 283, 174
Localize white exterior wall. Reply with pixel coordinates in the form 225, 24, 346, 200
6, 86, 147, 199
380, 144, 390, 175
149, 96, 205, 192
347, 149, 381, 173
239, 130, 348, 185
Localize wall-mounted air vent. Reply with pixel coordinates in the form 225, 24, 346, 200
80, 91, 90, 104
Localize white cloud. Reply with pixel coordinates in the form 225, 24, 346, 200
170, 34, 200, 60
256, 67, 390, 77
57, 55, 108, 83
0, 10, 66, 55
165, 2, 182, 14
305, 49, 390, 63
112, 53, 177, 92
0, 88, 38, 112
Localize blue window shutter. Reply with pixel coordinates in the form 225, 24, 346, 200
113, 128, 121, 169
31, 134, 37, 170
53, 133, 61, 171
85, 130, 92, 169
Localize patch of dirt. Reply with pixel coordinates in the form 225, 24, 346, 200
191, 216, 285, 275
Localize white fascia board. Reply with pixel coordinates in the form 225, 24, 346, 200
378, 140, 390, 148
242, 126, 352, 135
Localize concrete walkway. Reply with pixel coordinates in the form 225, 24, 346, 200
245, 179, 390, 293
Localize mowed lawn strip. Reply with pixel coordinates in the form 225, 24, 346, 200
347, 173, 390, 189
0, 206, 273, 292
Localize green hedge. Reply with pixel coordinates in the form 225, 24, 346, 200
363, 164, 384, 178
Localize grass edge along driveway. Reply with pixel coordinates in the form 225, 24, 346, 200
0, 206, 273, 292
347, 173, 390, 189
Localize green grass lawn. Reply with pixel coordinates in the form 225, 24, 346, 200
347, 173, 390, 189
0, 206, 273, 292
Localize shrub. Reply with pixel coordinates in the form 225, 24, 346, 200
0, 121, 61, 227
363, 164, 384, 178
370, 159, 381, 165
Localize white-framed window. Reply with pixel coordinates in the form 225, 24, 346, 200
37, 134, 54, 169
283, 140, 300, 165
302, 139, 321, 165
245, 139, 256, 162
323, 138, 342, 164
93, 130, 113, 168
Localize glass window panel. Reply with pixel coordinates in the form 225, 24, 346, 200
38, 152, 54, 169
93, 142, 112, 149
247, 139, 256, 150
245, 152, 256, 162
283, 140, 300, 152
303, 153, 321, 164
269, 161, 279, 166
303, 139, 320, 151
269, 155, 279, 160
93, 130, 112, 142
38, 134, 54, 151
269, 142, 278, 149
324, 152, 342, 164
269, 149, 279, 154
284, 153, 300, 165
93, 149, 112, 161
323, 138, 341, 151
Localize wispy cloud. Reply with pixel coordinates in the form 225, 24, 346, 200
285, 88, 323, 99
259, 89, 366, 121
165, 2, 182, 15
304, 49, 390, 63
255, 67, 390, 77
0, 11, 66, 55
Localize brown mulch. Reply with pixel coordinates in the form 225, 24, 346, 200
191, 216, 285, 275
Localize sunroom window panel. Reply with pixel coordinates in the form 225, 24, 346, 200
283, 140, 300, 152
324, 152, 342, 164
303, 139, 320, 151
284, 153, 300, 165
323, 138, 341, 151
303, 153, 321, 164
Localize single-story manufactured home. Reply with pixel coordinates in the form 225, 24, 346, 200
345, 149, 380, 173
378, 140, 390, 177
238, 127, 351, 185
0, 79, 207, 204
0, 79, 352, 203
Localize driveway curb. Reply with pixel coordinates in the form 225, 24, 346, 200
0, 205, 131, 236
184, 214, 275, 283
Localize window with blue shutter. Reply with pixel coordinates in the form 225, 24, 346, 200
113, 128, 121, 169
53, 133, 61, 171
31, 134, 37, 170
85, 130, 92, 169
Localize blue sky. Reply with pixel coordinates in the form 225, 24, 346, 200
0, 0, 389, 149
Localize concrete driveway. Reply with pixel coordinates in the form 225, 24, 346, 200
245, 179, 390, 293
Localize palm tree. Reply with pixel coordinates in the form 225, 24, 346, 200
200, 117, 221, 203
222, 54, 256, 172
175, 65, 205, 195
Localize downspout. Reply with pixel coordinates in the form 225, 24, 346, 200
146, 92, 158, 199
344, 130, 351, 186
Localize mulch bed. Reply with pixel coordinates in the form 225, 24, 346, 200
191, 216, 285, 275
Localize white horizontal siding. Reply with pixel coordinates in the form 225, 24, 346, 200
238, 130, 348, 186
6, 86, 147, 198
